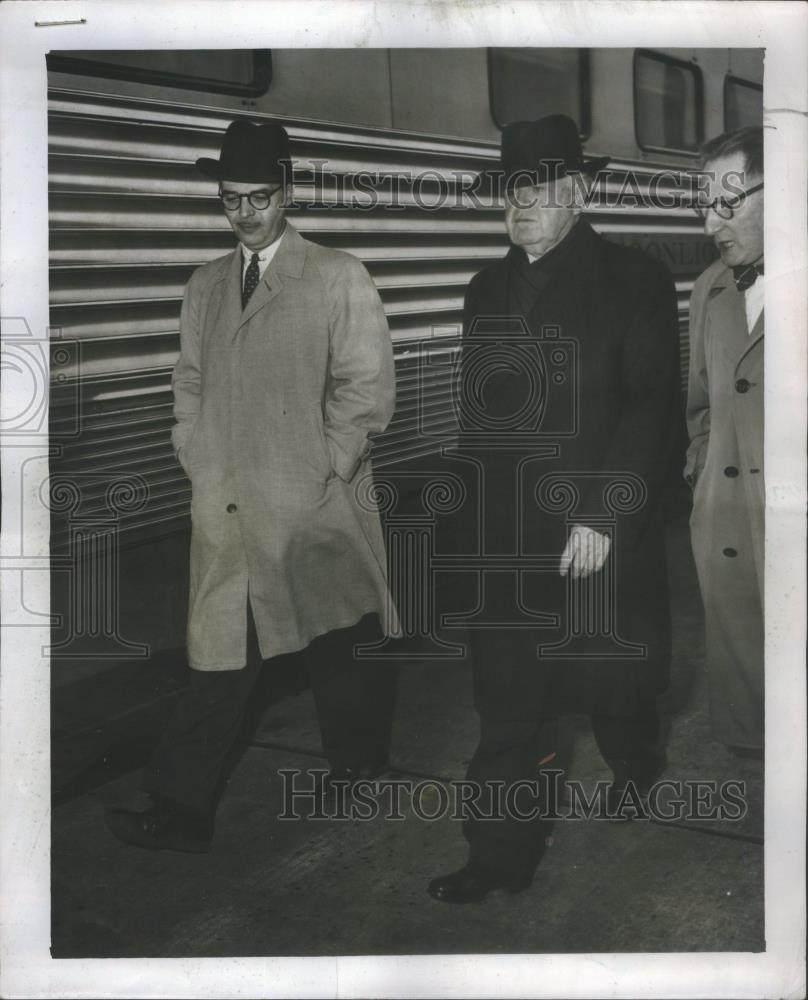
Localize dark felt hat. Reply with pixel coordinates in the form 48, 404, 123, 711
196, 120, 292, 184
482, 114, 609, 189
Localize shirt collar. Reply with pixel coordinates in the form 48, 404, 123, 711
240, 225, 286, 264
513, 217, 586, 271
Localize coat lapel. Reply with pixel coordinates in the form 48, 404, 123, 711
747, 306, 764, 342
521, 221, 598, 336
737, 308, 764, 374
705, 268, 750, 364
217, 250, 245, 340
507, 251, 550, 328
236, 223, 308, 332
238, 266, 284, 330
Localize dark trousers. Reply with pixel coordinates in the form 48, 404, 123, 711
464, 674, 663, 877
142, 611, 396, 815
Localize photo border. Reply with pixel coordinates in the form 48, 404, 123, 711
1, 2, 805, 997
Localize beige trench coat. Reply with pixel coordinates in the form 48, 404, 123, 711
685, 258, 764, 748
172, 224, 398, 669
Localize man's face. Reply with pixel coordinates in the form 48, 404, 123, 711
504, 175, 580, 257
220, 179, 287, 251
701, 151, 763, 267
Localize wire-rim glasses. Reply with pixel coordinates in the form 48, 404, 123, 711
694, 181, 763, 220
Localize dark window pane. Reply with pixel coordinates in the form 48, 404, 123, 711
489, 48, 589, 134
725, 76, 763, 131
46, 49, 271, 97
635, 51, 701, 152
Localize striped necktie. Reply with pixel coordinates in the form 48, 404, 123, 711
242, 253, 260, 308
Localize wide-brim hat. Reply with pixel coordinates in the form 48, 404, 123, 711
481, 114, 609, 190
196, 120, 292, 184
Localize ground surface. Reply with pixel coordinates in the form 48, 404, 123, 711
51, 510, 764, 957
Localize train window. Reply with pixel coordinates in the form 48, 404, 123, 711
634, 50, 703, 154
45, 50, 272, 97
724, 75, 763, 131
488, 49, 591, 136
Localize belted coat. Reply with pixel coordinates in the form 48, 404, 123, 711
685, 258, 764, 748
172, 223, 398, 670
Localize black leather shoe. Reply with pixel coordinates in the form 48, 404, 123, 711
105, 802, 213, 853
606, 780, 651, 819
607, 753, 666, 819
427, 865, 533, 904
324, 761, 395, 789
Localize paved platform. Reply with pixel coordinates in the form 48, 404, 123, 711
53, 742, 763, 958
51, 508, 764, 957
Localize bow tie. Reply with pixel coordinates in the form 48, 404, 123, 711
732, 262, 764, 292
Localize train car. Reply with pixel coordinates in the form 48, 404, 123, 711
45, 46, 763, 673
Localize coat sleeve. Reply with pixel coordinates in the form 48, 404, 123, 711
683, 270, 712, 487
585, 258, 683, 550
322, 254, 395, 482
171, 269, 203, 473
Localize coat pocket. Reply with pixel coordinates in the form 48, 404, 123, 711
177, 423, 200, 477
311, 404, 335, 479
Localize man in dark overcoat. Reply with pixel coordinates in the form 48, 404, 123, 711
428, 115, 682, 903
106, 121, 399, 853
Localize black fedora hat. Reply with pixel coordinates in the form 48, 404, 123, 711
196, 120, 292, 184
482, 114, 609, 189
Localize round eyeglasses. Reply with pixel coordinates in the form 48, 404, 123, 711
218, 186, 282, 212
694, 181, 763, 220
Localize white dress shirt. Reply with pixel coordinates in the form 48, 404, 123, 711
744, 275, 764, 334
240, 227, 285, 283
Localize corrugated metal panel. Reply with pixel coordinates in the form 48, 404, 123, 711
48, 88, 711, 545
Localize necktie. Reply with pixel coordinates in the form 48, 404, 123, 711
732, 261, 764, 292
242, 252, 260, 308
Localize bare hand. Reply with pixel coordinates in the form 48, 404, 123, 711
559, 524, 611, 579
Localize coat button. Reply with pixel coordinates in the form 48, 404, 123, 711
723, 547, 737, 558
226, 503, 237, 513
724, 466, 739, 477
735, 378, 750, 393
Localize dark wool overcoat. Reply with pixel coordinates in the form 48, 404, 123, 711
454, 219, 683, 718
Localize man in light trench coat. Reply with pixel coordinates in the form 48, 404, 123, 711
107, 121, 399, 852
685, 127, 764, 752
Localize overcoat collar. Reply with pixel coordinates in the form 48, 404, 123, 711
219, 223, 308, 336
506, 216, 594, 293
706, 263, 764, 371
505, 219, 598, 326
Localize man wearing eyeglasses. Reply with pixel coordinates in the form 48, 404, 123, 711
106, 120, 398, 852
685, 126, 764, 753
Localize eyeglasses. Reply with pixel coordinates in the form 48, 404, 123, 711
218, 186, 282, 211
694, 181, 763, 220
